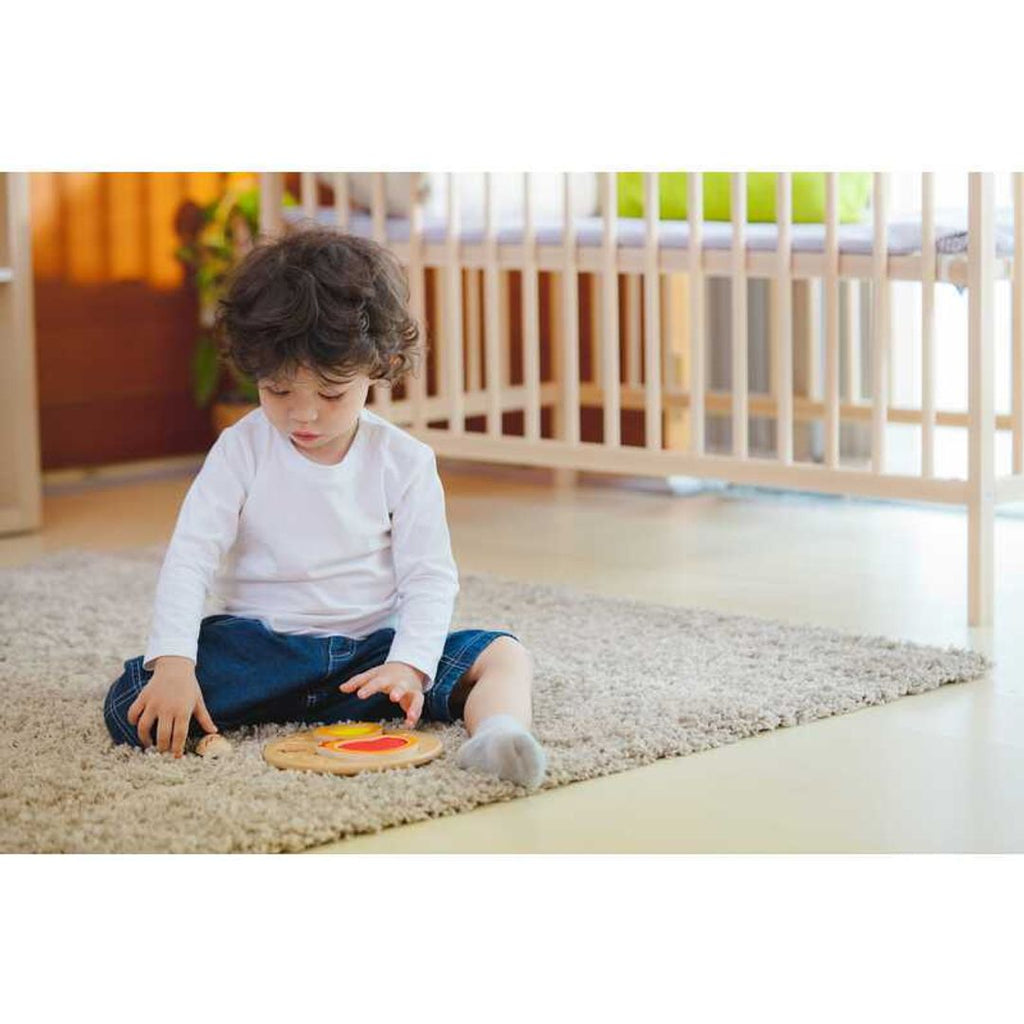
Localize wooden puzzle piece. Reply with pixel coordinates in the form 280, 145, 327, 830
312, 722, 383, 742
195, 733, 233, 758
315, 734, 418, 758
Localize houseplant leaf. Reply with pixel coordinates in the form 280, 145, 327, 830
191, 334, 221, 408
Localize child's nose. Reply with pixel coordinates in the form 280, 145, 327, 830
290, 399, 318, 422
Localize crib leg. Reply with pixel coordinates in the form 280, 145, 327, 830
967, 501, 994, 627
967, 171, 995, 627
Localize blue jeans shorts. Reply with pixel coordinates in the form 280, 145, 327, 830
104, 615, 519, 749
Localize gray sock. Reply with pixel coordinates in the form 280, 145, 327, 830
456, 714, 547, 789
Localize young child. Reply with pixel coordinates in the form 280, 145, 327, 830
103, 227, 546, 789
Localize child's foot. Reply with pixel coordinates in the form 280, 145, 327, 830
456, 714, 546, 789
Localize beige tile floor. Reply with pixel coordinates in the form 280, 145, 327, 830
4, 460, 1024, 853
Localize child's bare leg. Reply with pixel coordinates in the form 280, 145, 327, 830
455, 637, 546, 788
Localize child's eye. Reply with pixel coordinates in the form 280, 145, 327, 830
259, 385, 345, 400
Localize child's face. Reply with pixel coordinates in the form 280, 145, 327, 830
257, 364, 372, 464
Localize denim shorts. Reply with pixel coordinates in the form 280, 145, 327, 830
103, 615, 519, 749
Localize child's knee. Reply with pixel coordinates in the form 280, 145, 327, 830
495, 636, 533, 675
469, 635, 533, 684
103, 660, 146, 748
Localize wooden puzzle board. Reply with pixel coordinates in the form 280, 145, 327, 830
263, 728, 444, 776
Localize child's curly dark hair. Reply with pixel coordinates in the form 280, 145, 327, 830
214, 226, 421, 388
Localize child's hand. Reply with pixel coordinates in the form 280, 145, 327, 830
127, 656, 218, 758
339, 662, 427, 728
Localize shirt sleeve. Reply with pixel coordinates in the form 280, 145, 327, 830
143, 429, 251, 669
385, 450, 459, 690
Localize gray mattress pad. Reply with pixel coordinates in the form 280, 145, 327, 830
284, 206, 1016, 257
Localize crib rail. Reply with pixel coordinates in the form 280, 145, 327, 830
259, 171, 1021, 626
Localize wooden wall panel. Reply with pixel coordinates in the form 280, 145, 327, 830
30, 173, 221, 470
33, 279, 213, 468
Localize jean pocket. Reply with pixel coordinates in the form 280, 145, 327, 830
328, 634, 359, 666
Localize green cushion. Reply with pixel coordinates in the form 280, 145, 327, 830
617, 173, 872, 224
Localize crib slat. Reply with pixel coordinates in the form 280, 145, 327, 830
258, 174, 284, 237
887, 277, 898, 409
466, 269, 482, 392
332, 173, 350, 230
626, 275, 642, 387
483, 173, 503, 438
731, 173, 748, 458
561, 173, 581, 446
1013, 172, 1024, 474
589, 274, 602, 387
407, 173, 426, 431
921, 172, 937, 478
871, 173, 890, 473
688, 173, 705, 455
824, 173, 840, 468
802, 283, 821, 403
643, 173, 662, 450
843, 280, 861, 402
775, 173, 793, 463
445, 174, 464, 435
371, 173, 386, 245
661, 275, 685, 406
522, 173, 542, 442
370, 173, 391, 418
601, 172, 621, 447
432, 268, 446, 402
301, 172, 316, 223
499, 272, 512, 413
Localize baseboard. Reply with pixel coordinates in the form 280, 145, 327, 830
43, 453, 205, 495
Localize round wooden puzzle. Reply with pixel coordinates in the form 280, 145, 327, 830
263, 723, 443, 776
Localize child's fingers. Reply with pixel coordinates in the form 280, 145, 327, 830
137, 708, 156, 749
171, 714, 190, 759
403, 691, 424, 728
355, 675, 393, 700
339, 669, 376, 693
156, 714, 173, 754
193, 694, 218, 736
127, 695, 144, 726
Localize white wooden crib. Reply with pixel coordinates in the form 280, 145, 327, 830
257, 171, 1023, 627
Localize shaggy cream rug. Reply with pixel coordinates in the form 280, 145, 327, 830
0, 548, 988, 853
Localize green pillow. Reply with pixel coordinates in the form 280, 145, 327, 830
617, 173, 872, 224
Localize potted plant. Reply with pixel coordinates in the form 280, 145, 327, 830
174, 173, 298, 433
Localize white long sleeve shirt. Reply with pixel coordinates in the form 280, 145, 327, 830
144, 407, 460, 689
